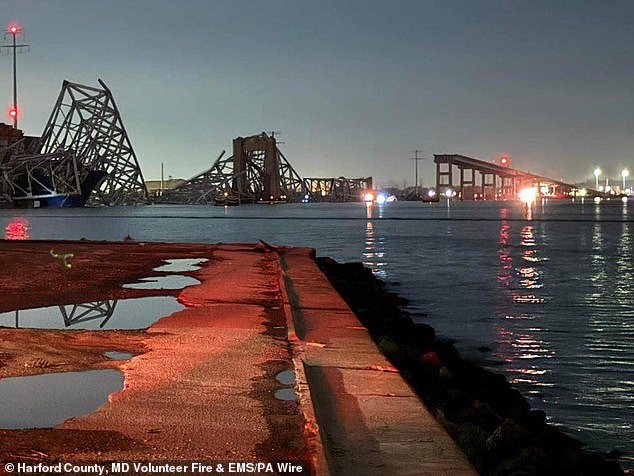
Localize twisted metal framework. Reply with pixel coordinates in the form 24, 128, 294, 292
38, 79, 148, 205
2, 150, 81, 202
304, 177, 373, 202
162, 132, 368, 204
278, 149, 306, 200
161, 151, 244, 204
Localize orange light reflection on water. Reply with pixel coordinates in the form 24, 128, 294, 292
494, 210, 552, 400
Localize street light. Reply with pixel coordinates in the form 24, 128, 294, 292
594, 168, 601, 191
622, 169, 629, 193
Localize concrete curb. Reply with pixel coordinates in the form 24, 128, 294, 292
279, 247, 478, 476
279, 250, 331, 476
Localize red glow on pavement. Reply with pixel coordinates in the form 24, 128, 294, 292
177, 295, 200, 308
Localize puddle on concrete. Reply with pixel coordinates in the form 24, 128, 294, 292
0, 370, 123, 429
122, 275, 200, 290
276, 370, 296, 386
153, 258, 209, 273
0, 296, 183, 330
274, 388, 297, 401
104, 351, 134, 360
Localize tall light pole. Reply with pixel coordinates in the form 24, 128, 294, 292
594, 167, 601, 191
409, 150, 425, 198
622, 169, 629, 192
1, 24, 29, 129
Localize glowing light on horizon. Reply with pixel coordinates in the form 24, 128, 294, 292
519, 187, 538, 204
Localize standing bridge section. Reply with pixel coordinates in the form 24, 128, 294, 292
434, 154, 579, 200
162, 132, 372, 204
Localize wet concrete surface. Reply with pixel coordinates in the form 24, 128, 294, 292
0, 241, 308, 469
0, 240, 475, 475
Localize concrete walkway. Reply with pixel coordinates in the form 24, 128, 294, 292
280, 247, 477, 476
1, 241, 476, 475
59, 244, 306, 464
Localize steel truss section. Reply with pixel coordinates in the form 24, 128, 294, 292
277, 149, 306, 200
303, 177, 335, 201
2, 150, 82, 202
160, 132, 371, 204
304, 176, 372, 202
160, 151, 253, 204
38, 79, 148, 205
332, 176, 373, 202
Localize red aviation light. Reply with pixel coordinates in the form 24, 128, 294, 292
8, 106, 18, 119
497, 154, 511, 167
8, 24, 20, 34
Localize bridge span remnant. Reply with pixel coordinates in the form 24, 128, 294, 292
162, 132, 372, 204
435, 154, 579, 200
0, 79, 149, 207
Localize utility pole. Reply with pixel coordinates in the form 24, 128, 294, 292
1, 24, 29, 129
409, 150, 426, 198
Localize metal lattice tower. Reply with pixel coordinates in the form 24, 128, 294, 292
39, 79, 148, 205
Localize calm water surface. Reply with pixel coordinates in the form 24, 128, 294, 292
1, 200, 633, 464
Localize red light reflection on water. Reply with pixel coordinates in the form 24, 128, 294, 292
5, 217, 30, 240
493, 215, 553, 401
497, 209, 512, 286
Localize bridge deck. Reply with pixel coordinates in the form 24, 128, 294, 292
434, 153, 580, 199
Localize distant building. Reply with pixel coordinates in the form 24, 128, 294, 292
145, 178, 186, 198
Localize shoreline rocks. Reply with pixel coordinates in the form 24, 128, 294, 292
317, 257, 624, 476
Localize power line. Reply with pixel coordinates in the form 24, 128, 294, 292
409, 149, 427, 198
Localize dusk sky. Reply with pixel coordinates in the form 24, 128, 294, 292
2, 0, 633, 186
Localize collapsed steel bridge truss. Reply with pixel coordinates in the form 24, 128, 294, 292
303, 177, 373, 202
160, 151, 239, 204
0, 79, 148, 206
2, 150, 81, 202
39, 80, 148, 205
162, 132, 371, 204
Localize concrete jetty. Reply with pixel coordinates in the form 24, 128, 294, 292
0, 240, 476, 475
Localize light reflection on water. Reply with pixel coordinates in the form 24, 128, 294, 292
0, 200, 633, 463
363, 204, 387, 278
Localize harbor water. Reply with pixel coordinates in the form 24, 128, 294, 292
1, 200, 632, 465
